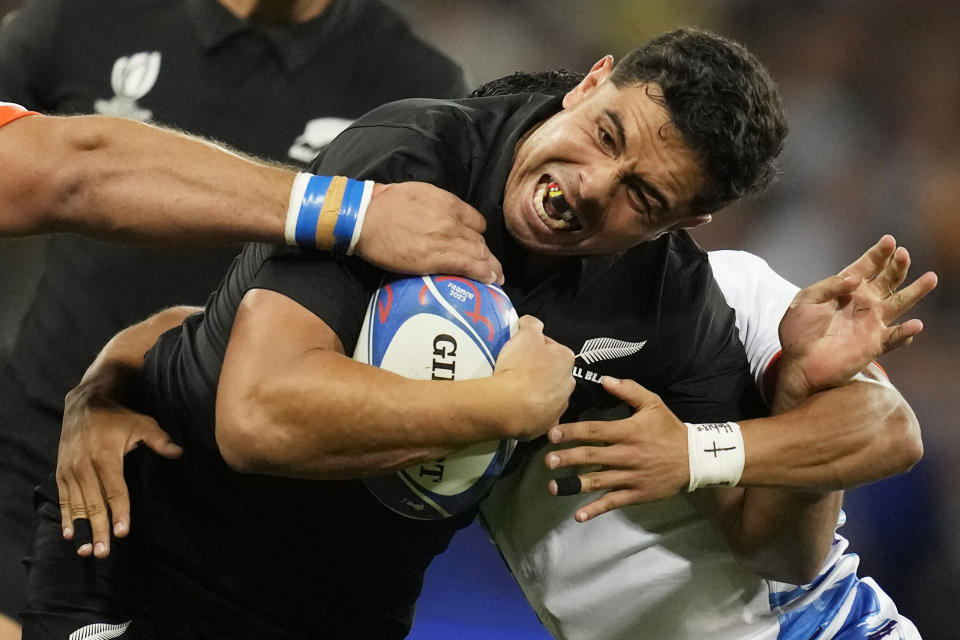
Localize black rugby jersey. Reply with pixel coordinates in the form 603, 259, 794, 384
133, 94, 766, 637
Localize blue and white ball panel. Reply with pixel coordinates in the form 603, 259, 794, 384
355, 276, 519, 520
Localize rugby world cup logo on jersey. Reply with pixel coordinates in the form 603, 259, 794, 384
94, 52, 161, 121
573, 337, 647, 384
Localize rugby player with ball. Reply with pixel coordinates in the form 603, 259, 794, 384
24, 28, 935, 640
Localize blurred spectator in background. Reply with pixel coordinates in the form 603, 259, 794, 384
0, 0, 466, 634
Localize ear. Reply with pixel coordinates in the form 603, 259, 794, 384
562, 55, 614, 109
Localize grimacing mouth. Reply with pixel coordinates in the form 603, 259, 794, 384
533, 175, 582, 231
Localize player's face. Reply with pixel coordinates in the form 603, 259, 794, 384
503, 58, 711, 256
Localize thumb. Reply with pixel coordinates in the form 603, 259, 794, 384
516, 314, 545, 336
137, 419, 183, 459
601, 376, 658, 411
793, 273, 861, 306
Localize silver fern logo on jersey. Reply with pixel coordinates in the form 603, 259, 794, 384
94, 52, 161, 121
576, 337, 647, 364
573, 337, 647, 383
68, 620, 131, 640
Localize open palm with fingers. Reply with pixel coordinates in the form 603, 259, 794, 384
778, 235, 938, 393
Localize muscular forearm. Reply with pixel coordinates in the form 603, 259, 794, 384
216, 350, 528, 480
68, 306, 200, 405
7, 115, 294, 244
705, 372, 920, 583
3, 112, 505, 280
740, 376, 921, 490
216, 290, 572, 480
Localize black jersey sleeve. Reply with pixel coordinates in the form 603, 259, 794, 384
0, 0, 61, 107
249, 248, 380, 357
308, 100, 474, 194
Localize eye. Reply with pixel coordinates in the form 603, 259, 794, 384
598, 126, 615, 151
628, 185, 652, 215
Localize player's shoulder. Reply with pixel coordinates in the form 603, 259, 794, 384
345, 93, 552, 145
707, 249, 799, 301
708, 249, 775, 275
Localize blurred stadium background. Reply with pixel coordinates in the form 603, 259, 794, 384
1, 1, 955, 638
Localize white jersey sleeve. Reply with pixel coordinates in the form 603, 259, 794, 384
708, 250, 800, 397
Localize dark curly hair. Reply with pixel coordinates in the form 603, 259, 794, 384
610, 28, 786, 214
471, 28, 787, 215
469, 69, 586, 99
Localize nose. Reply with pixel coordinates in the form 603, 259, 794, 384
577, 162, 618, 209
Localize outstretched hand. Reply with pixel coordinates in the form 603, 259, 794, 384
777, 235, 937, 399
356, 182, 505, 284
57, 365, 182, 558
543, 377, 688, 522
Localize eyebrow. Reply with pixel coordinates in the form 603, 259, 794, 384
604, 109, 627, 152
604, 109, 671, 212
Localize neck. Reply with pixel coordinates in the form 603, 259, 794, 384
217, 0, 332, 24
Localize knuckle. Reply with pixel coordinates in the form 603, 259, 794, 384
104, 489, 127, 503
594, 496, 612, 515
68, 503, 87, 518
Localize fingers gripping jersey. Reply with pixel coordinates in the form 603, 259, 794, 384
480, 250, 918, 640
0, 102, 39, 127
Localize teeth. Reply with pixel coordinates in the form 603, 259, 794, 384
533, 178, 581, 231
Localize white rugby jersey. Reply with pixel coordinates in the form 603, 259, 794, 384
480, 250, 919, 640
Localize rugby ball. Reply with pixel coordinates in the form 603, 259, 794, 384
354, 275, 519, 520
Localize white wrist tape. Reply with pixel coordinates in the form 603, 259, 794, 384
346, 179, 374, 256
284, 172, 313, 246
685, 422, 745, 491
283, 173, 374, 253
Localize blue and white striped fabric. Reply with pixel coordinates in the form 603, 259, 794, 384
771, 534, 920, 639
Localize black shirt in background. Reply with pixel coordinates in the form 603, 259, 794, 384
0, 0, 466, 413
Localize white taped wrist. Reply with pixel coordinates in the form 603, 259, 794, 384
685, 422, 745, 491
283, 174, 370, 253
284, 172, 312, 246
346, 180, 374, 255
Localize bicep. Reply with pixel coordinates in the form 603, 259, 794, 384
0, 115, 57, 236
215, 288, 346, 465
218, 288, 345, 409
